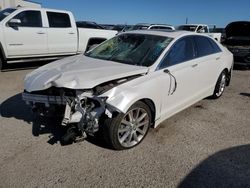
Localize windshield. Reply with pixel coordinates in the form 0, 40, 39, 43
85, 34, 172, 67
178, 25, 197, 32
0, 8, 16, 22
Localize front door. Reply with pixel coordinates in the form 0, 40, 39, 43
159, 36, 201, 118
192, 35, 224, 95
4, 10, 48, 57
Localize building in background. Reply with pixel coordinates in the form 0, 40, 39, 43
0, 0, 41, 10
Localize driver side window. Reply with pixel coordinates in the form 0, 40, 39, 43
11, 10, 42, 27
159, 37, 195, 69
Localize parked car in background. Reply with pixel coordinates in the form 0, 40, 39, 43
210, 28, 226, 43
76, 21, 105, 29
111, 24, 133, 32
178, 24, 222, 42
130, 23, 175, 31
224, 21, 250, 69
101, 24, 115, 30
0, 7, 117, 70
22, 30, 233, 150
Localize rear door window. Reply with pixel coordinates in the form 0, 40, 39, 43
207, 37, 222, 53
194, 36, 220, 57
47, 12, 71, 28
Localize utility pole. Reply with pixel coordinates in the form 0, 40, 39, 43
186, 17, 188, 24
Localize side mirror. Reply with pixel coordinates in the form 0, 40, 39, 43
8, 19, 21, 27
163, 69, 170, 74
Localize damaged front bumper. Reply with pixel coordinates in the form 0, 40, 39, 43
22, 90, 118, 136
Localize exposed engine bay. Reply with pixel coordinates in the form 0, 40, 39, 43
22, 75, 141, 144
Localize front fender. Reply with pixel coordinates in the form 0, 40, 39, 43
102, 83, 162, 120
105, 87, 141, 113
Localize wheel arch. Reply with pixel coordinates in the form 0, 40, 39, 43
139, 98, 156, 127
0, 42, 6, 60
222, 68, 231, 86
107, 96, 157, 127
0, 42, 6, 70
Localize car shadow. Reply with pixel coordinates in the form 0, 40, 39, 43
178, 144, 250, 188
240, 93, 250, 97
0, 93, 112, 149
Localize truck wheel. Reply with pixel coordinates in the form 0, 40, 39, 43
211, 71, 227, 99
104, 101, 151, 150
0, 57, 3, 71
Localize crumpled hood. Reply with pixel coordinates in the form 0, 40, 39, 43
24, 55, 148, 92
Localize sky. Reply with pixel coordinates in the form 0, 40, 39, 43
34, 0, 250, 27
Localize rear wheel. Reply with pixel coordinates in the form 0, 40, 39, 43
104, 101, 151, 150
211, 71, 227, 99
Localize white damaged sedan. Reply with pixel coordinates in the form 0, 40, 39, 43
23, 30, 233, 150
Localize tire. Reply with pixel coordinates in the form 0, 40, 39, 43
104, 101, 151, 150
0, 57, 3, 71
210, 71, 227, 99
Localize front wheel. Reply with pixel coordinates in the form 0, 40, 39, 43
211, 71, 227, 99
104, 101, 151, 150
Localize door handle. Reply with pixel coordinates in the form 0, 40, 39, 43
68, 32, 75, 34
191, 64, 198, 68
164, 69, 177, 95
216, 57, 221, 60
37, 31, 45, 34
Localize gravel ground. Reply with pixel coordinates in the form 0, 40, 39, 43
0, 67, 250, 188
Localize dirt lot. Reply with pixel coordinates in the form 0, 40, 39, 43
0, 66, 250, 188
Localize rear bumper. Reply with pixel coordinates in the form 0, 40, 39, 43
227, 47, 250, 66
233, 61, 250, 69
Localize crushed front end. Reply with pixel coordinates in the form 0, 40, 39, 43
22, 87, 118, 143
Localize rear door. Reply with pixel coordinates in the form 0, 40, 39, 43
46, 11, 77, 54
4, 10, 48, 57
193, 36, 223, 94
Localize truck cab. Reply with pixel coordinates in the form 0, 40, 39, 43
178, 24, 209, 33
0, 8, 78, 58
0, 7, 117, 70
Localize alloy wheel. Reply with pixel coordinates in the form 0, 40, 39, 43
118, 107, 150, 148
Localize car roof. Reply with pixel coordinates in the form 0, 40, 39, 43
123, 30, 194, 39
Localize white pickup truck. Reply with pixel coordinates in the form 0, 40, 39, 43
177, 24, 222, 43
0, 7, 117, 70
